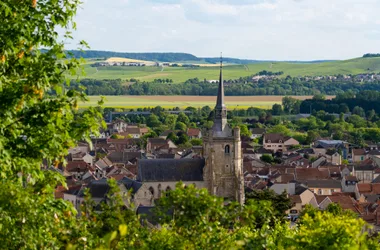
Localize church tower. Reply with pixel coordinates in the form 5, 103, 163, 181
203, 55, 245, 204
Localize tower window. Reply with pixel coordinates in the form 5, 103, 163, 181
225, 145, 230, 154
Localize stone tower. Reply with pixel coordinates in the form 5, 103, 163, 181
203, 55, 245, 204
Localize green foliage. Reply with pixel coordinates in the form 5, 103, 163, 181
190, 138, 203, 146
260, 154, 274, 163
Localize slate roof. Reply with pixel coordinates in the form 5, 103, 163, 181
296, 148, 315, 154
137, 158, 205, 182
108, 152, 142, 164
119, 177, 142, 194
79, 178, 110, 198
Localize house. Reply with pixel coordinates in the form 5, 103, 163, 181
352, 149, 367, 162
124, 127, 149, 139
108, 120, 128, 133
354, 164, 377, 183
318, 195, 360, 212
66, 177, 153, 213
325, 151, 342, 165
263, 133, 299, 152
288, 189, 318, 219
250, 128, 266, 139
341, 175, 359, 193
313, 140, 348, 159
146, 138, 177, 154
304, 179, 342, 195
187, 128, 202, 139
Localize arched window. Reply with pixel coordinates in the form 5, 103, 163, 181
149, 186, 154, 197
165, 186, 172, 197
225, 145, 230, 154
166, 186, 172, 192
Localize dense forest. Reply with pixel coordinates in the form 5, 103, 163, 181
71, 76, 380, 96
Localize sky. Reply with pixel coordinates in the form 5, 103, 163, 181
63, 0, 380, 61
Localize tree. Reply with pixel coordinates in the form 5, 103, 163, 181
239, 124, 252, 137
260, 154, 274, 163
177, 112, 190, 125
190, 138, 202, 146
164, 114, 177, 130
175, 121, 187, 131
272, 104, 283, 115
352, 106, 366, 117
166, 132, 178, 143
0, 0, 104, 248
245, 189, 292, 220
267, 125, 291, 135
146, 114, 161, 128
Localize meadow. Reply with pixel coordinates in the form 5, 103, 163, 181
81, 95, 334, 109
75, 57, 380, 83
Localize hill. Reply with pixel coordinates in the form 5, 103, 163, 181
66, 50, 270, 64
75, 57, 380, 83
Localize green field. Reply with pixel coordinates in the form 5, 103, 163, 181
81, 95, 327, 109
74, 57, 380, 83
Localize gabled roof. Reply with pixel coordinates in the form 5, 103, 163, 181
66, 161, 89, 173
352, 148, 366, 156
137, 158, 205, 182
255, 147, 273, 154
264, 133, 291, 143
79, 178, 110, 198
187, 128, 201, 137
118, 177, 142, 194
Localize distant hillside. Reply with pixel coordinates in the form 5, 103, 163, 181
65, 50, 269, 64
65, 50, 198, 62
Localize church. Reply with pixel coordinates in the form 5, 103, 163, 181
137, 59, 245, 205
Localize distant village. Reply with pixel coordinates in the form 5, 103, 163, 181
53, 66, 380, 231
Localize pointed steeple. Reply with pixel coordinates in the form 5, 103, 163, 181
216, 52, 225, 109
212, 53, 229, 135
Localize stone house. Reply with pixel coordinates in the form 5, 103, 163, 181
263, 133, 299, 152
146, 138, 177, 154
354, 164, 377, 183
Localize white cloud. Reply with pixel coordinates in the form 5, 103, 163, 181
64, 0, 380, 60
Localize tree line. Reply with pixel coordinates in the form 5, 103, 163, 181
70, 76, 380, 96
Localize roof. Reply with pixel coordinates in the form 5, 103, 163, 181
251, 128, 266, 135
303, 179, 342, 189
137, 158, 205, 182
118, 177, 142, 194
297, 148, 315, 154
264, 133, 290, 143
256, 147, 273, 154
352, 148, 366, 156
160, 130, 177, 137
187, 128, 201, 137
107, 152, 142, 164
66, 161, 89, 173
355, 165, 376, 171
290, 195, 302, 204
79, 178, 110, 198
147, 138, 168, 145
295, 168, 330, 180
358, 183, 380, 194
368, 150, 380, 156
315, 195, 328, 204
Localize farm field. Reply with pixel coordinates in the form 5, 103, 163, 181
81, 95, 334, 109
74, 57, 380, 83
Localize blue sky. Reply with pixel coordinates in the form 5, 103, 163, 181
63, 0, 380, 60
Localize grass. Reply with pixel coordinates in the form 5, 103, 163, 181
80, 95, 323, 109
72, 57, 380, 83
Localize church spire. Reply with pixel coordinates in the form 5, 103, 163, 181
216, 52, 225, 109
212, 52, 228, 134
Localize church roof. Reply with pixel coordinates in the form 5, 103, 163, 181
137, 158, 205, 182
